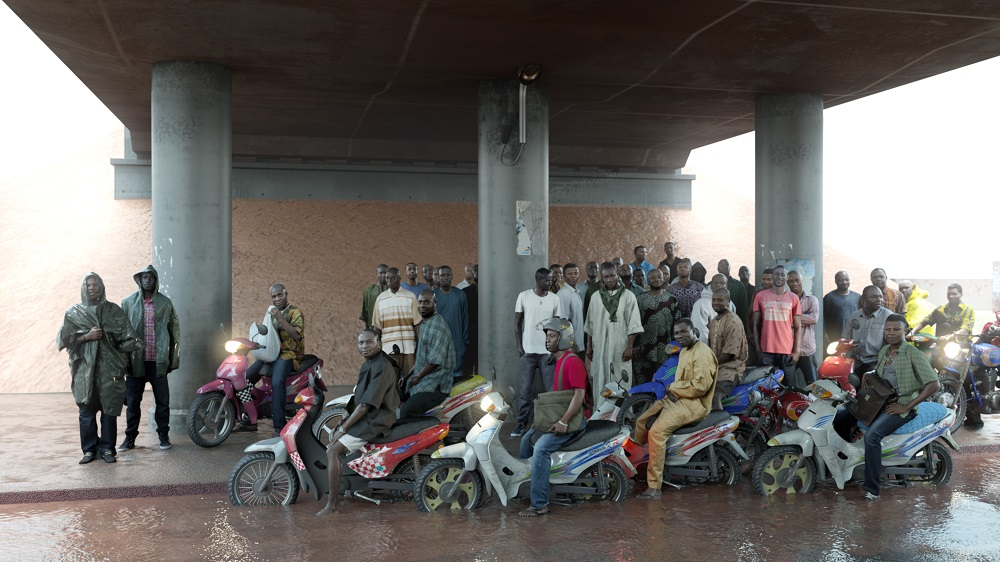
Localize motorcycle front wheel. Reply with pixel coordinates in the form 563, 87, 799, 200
227, 452, 299, 506
311, 407, 348, 448
753, 445, 817, 496
186, 391, 235, 447
616, 393, 656, 430
933, 375, 966, 435
414, 458, 485, 512
733, 423, 768, 473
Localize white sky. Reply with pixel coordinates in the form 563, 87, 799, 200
1, 4, 997, 280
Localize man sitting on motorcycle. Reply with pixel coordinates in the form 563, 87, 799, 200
635, 318, 718, 499
317, 329, 400, 516
242, 283, 305, 434
518, 318, 588, 517
399, 290, 456, 418
832, 314, 940, 501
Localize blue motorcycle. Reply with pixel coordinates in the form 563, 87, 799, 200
616, 341, 785, 429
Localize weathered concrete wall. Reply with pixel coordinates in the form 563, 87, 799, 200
0, 129, 877, 392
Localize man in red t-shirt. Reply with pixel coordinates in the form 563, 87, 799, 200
751, 265, 802, 376
518, 318, 587, 517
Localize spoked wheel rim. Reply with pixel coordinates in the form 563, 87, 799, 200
231, 457, 296, 506
188, 393, 235, 447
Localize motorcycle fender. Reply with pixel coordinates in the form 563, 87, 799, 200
938, 433, 961, 452
608, 448, 638, 478
722, 433, 749, 461
431, 443, 491, 497
767, 430, 814, 457
324, 393, 353, 410
243, 437, 290, 463
196, 379, 230, 398
627, 382, 666, 400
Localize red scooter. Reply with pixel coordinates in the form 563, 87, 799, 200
818, 338, 859, 395
186, 337, 325, 447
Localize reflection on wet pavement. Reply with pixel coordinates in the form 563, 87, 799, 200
2, 456, 997, 560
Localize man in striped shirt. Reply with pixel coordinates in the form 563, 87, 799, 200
373, 267, 420, 377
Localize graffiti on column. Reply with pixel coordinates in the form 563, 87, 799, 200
515, 200, 534, 255
776, 258, 816, 295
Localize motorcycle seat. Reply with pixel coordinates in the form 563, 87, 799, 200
673, 410, 733, 435
452, 374, 476, 385
857, 401, 947, 435
740, 365, 776, 386
371, 416, 440, 444
291, 355, 320, 375
528, 420, 623, 451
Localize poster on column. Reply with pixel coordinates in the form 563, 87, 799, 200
515, 200, 535, 255
775, 258, 816, 295
993, 261, 1000, 312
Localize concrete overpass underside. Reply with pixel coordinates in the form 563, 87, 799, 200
9, 0, 1000, 415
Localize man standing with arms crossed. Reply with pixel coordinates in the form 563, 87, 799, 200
119, 265, 180, 451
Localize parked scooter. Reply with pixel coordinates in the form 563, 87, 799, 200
616, 341, 783, 428
929, 327, 1000, 427
314, 372, 493, 446
751, 379, 957, 496
186, 337, 325, 447
413, 391, 635, 511
590, 363, 629, 422
621, 409, 748, 488
227, 376, 449, 506
818, 338, 859, 395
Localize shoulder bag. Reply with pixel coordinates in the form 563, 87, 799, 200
532, 356, 585, 433
847, 372, 897, 425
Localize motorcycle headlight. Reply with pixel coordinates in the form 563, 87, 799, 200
826, 342, 839, 355
480, 395, 496, 412
224, 340, 242, 354
944, 342, 962, 359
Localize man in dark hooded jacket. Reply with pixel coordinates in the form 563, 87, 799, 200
119, 265, 180, 451
58, 273, 142, 464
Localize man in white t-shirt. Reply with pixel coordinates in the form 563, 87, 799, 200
511, 267, 562, 437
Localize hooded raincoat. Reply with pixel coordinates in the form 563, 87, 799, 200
121, 265, 180, 377
57, 273, 142, 416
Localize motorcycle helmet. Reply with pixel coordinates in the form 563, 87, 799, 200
539, 317, 575, 351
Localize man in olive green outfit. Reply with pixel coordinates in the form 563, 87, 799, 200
58, 273, 142, 464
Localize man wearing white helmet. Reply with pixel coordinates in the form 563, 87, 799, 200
517, 318, 588, 518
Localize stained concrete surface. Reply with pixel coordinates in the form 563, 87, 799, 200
1, 392, 999, 560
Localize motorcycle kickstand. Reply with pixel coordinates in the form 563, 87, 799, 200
663, 481, 683, 490
352, 491, 382, 505
551, 497, 578, 507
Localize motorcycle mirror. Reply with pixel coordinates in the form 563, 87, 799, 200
491, 367, 497, 381
257, 324, 268, 335
848, 373, 861, 389
850, 319, 861, 330
621, 370, 629, 383
609, 362, 614, 376
392, 344, 400, 355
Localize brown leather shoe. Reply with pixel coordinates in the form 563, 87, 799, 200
637, 488, 662, 499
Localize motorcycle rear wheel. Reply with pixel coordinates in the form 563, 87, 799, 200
687, 445, 741, 485
904, 441, 953, 486
933, 375, 966, 435
187, 392, 235, 447
574, 460, 632, 502
414, 458, 484, 512
227, 452, 299, 506
616, 393, 656, 430
752, 446, 817, 496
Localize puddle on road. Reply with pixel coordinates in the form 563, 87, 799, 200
0, 457, 997, 560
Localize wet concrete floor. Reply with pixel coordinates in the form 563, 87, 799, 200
2, 452, 998, 561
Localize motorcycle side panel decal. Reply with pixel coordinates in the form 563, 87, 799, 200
347, 425, 449, 479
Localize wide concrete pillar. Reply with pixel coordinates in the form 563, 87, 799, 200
755, 93, 824, 356
478, 79, 549, 394
151, 61, 232, 429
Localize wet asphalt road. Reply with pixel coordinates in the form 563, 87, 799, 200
2, 451, 998, 561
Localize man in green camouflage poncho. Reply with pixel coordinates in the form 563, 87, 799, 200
58, 272, 141, 464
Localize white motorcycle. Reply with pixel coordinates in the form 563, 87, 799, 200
413, 391, 635, 511
752, 379, 958, 496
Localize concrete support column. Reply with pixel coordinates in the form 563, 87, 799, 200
755, 93, 824, 356
478, 79, 549, 393
151, 61, 232, 429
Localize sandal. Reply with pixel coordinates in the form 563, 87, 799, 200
518, 505, 550, 517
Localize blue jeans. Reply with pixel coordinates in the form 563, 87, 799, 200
760, 352, 793, 377
246, 357, 294, 431
834, 408, 916, 496
519, 419, 587, 509
516, 353, 556, 426
795, 354, 818, 387
79, 401, 116, 455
